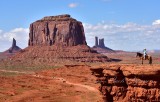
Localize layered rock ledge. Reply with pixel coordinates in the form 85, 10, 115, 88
91, 64, 160, 102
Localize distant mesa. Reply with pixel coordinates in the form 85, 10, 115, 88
93, 36, 115, 53
28, 14, 86, 47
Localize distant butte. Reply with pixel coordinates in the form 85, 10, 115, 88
93, 36, 115, 53
0, 38, 21, 60
5, 38, 21, 53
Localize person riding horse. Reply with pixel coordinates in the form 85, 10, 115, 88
136, 49, 152, 64
143, 49, 147, 60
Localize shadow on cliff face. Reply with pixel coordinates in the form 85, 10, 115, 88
132, 70, 160, 82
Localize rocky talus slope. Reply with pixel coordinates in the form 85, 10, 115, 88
4, 45, 109, 66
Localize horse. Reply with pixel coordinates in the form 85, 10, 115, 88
136, 52, 152, 64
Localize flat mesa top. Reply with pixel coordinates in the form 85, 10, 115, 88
37, 14, 77, 22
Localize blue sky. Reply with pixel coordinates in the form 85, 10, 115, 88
0, 0, 160, 51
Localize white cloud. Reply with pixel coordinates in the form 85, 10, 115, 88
68, 3, 78, 8
0, 28, 29, 52
1, 20, 160, 52
83, 21, 160, 51
152, 19, 160, 25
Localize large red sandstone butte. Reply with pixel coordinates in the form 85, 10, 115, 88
28, 14, 86, 46
1, 14, 109, 65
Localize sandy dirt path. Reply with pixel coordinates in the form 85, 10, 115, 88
0, 69, 99, 92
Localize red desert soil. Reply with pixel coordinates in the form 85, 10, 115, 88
0, 65, 103, 102
0, 64, 160, 102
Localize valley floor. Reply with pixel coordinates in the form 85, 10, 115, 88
0, 52, 160, 102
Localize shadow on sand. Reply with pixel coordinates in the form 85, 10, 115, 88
111, 58, 122, 62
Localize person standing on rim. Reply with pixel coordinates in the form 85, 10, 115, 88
143, 48, 147, 60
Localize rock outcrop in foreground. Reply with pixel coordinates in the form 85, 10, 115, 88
91, 64, 160, 102
29, 14, 86, 46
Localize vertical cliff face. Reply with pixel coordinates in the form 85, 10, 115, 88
28, 14, 87, 46
12, 38, 16, 48
99, 38, 105, 48
95, 36, 98, 47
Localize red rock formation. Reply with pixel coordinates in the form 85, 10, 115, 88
95, 36, 98, 47
93, 36, 115, 53
12, 38, 16, 48
0, 38, 21, 60
99, 38, 105, 48
91, 65, 160, 102
1, 14, 110, 65
28, 14, 87, 46
4, 38, 21, 53
94, 37, 105, 48
7, 45, 109, 66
